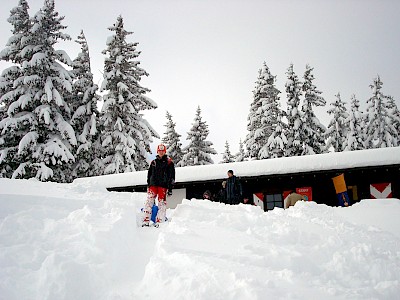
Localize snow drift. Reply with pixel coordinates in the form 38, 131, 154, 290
0, 178, 399, 299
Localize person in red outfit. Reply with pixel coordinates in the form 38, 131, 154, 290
142, 144, 175, 227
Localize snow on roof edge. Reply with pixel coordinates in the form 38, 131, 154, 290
73, 147, 400, 189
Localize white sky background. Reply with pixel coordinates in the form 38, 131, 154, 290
1, 0, 400, 162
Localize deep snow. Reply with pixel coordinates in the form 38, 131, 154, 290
0, 178, 399, 300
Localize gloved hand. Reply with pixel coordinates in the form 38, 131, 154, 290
167, 189, 173, 196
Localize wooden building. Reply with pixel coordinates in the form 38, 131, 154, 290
75, 147, 400, 210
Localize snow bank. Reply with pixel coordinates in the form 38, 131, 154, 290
1, 178, 399, 299
0, 178, 150, 299
135, 199, 400, 299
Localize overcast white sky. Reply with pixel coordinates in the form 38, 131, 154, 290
1, 0, 399, 162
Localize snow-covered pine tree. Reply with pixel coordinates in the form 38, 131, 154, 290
0, 0, 30, 66
386, 96, 400, 146
245, 62, 281, 159
100, 16, 158, 174
1, 0, 76, 182
0, 0, 31, 178
285, 63, 303, 156
179, 106, 217, 166
235, 139, 246, 162
301, 64, 327, 155
162, 111, 183, 165
343, 94, 365, 151
70, 30, 103, 178
365, 76, 397, 148
264, 110, 287, 158
325, 93, 349, 152
220, 140, 235, 163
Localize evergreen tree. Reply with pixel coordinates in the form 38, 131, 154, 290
365, 76, 397, 148
325, 93, 348, 152
245, 62, 281, 159
1, 0, 76, 182
0, 0, 30, 65
343, 94, 365, 151
220, 140, 235, 163
70, 30, 103, 178
285, 63, 303, 156
0, 0, 31, 178
0, 0, 31, 113
100, 16, 158, 174
263, 110, 287, 158
301, 64, 327, 155
386, 96, 400, 146
179, 106, 216, 166
162, 111, 183, 165
235, 139, 246, 162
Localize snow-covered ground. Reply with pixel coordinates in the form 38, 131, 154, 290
1, 178, 399, 300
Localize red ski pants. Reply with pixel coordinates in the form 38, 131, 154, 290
143, 186, 167, 224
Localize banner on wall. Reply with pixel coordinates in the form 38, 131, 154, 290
332, 174, 347, 194
332, 173, 350, 207
296, 187, 312, 201
253, 193, 264, 210
370, 183, 392, 199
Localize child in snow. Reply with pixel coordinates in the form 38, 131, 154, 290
142, 144, 175, 227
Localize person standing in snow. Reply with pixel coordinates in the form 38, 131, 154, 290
225, 170, 242, 205
142, 144, 175, 227
215, 180, 227, 203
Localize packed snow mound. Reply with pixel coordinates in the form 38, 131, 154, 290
135, 199, 400, 300
0, 178, 399, 300
0, 178, 150, 299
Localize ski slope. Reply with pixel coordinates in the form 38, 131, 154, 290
0, 178, 399, 299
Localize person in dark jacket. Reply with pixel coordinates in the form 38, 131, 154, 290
202, 190, 213, 201
142, 144, 175, 227
225, 170, 242, 205
215, 181, 227, 203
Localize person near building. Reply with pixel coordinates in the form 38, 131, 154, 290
215, 181, 227, 203
242, 194, 255, 205
225, 170, 242, 205
142, 144, 175, 227
202, 190, 213, 200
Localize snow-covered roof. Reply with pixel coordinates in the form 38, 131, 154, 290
74, 147, 400, 189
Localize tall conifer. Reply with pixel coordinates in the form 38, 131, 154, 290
70, 31, 102, 177
100, 16, 158, 173
343, 94, 365, 151
245, 62, 281, 159
325, 93, 348, 152
162, 111, 183, 165
285, 63, 303, 156
301, 64, 326, 155
1, 0, 76, 181
365, 76, 397, 148
179, 106, 216, 166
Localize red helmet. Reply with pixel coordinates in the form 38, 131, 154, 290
157, 144, 166, 152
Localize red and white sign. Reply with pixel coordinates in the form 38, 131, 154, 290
296, 187, 312, 201
253, 193, 264, 210
370, 183, 392, 199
